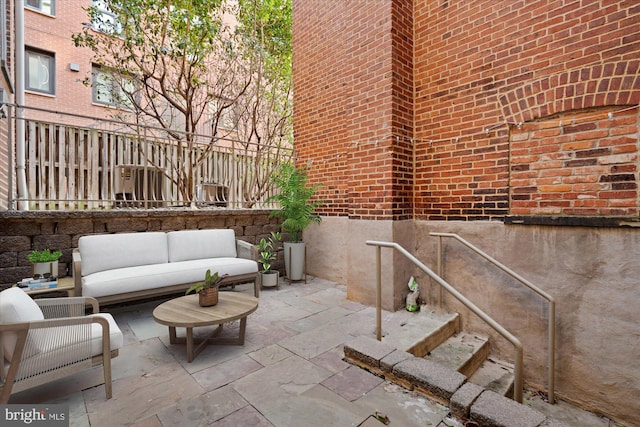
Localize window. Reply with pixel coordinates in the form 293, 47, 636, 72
209, 98, 237, 130
92, 0, 122, 35
26, 0, 54, 16
92, 65, 135, 109
26, 48, 55, 95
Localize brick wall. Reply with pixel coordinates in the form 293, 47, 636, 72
0, 209, 281, 288
511, 106, 638, 215
294, 0, 640, 220
293, 0, 413, 220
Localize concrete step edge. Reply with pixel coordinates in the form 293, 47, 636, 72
424, 332, 490, 378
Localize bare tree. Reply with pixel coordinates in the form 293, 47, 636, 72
73, 0, 292, 205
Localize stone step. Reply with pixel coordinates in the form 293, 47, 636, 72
468, 357, 515, 398
380, 309, 460, 357
424, 333, 490, 378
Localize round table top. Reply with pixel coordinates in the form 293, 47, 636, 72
152, 292, 258, 328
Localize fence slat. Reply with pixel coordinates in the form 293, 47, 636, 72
27, 121, 37, 210
89, 130, 99, 209
68, 128, 76, 209
58, 126, 67, 209
78, 130, 86, 210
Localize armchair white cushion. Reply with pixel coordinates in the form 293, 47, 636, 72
0, 288, 44, 361
0, 288, 122, 403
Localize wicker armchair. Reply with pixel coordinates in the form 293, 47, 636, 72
0, 287, 123, 403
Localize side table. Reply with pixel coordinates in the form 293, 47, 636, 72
19, 277, 75, 298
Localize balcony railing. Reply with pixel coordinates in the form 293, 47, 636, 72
1, 104, 293, 210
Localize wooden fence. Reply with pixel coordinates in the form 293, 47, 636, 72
4, 108, 292, 210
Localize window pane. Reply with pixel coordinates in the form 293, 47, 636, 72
92, 65, 135, 109
26, 0, 54, 15
92, 0, 122, 35
26, 51, 53, 94
93, 69, 113, 104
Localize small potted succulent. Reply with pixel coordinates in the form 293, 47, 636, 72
27, 249, 63, 277
257, 231, 281, 288
186, 269, 227, 307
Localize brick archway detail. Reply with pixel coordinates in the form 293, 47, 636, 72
499, 61, 640, 124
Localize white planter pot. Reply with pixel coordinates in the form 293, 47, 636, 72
32, 261, 58, 277
259, 271, 279, 288
284, 242, 306, 282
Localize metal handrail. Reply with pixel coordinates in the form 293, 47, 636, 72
430, 232, 555, 404
366, 240, 524, 403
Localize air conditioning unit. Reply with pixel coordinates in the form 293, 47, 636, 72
196, 182, 229, 207
114, 165, 165, 207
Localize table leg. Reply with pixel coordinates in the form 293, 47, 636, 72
186, 327, 194, 363
238, 317, 247, 345
167, 319, 250, 363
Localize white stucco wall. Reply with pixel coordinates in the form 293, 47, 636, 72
305, 218, 640, 425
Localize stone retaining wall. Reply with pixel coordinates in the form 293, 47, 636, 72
0, 209, 281, 288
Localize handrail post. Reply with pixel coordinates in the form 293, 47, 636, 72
437, 235, 443, 308
514, 345, 524, 403
375, 245, 382, 341
548, 299, 556, 403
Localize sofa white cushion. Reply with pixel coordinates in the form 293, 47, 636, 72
167, 229, 237, 262
8, 313, 123, 379
79, 232, 169, 276
82, 258, 258, 298
0, 287, 44, 361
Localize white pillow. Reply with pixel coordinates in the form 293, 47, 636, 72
0, 287, 44, 361
79, 232, 169, 275
167, 229, 238, 262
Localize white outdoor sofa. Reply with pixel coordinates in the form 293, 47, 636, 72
73, 229, 259, 305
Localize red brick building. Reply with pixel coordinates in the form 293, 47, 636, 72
294, 0, 639, 221
293, 1, 639, 424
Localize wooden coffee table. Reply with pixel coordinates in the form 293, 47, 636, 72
152, 292, 258, 362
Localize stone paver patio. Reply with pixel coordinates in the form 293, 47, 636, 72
8, 277, 615, 427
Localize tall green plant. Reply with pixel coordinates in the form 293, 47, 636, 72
268, 164, 322, 242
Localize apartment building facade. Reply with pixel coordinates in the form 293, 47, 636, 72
22, 0, 128, 121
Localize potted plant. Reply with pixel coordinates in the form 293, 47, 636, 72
268, 163, 322, 282
186, 269, 227, 307
27, 249, 63, 277
257, 231, 281, 288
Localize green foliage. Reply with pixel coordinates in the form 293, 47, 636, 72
185, 269, 226, 294
236, 0, 292, 78
27, 249, 63, 263
257, 231, 281, 272
268, 164, 322, 242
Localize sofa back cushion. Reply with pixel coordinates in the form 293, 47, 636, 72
79, 232, 169, 276
0, 287, 44, 361
168, 229, 237, 262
